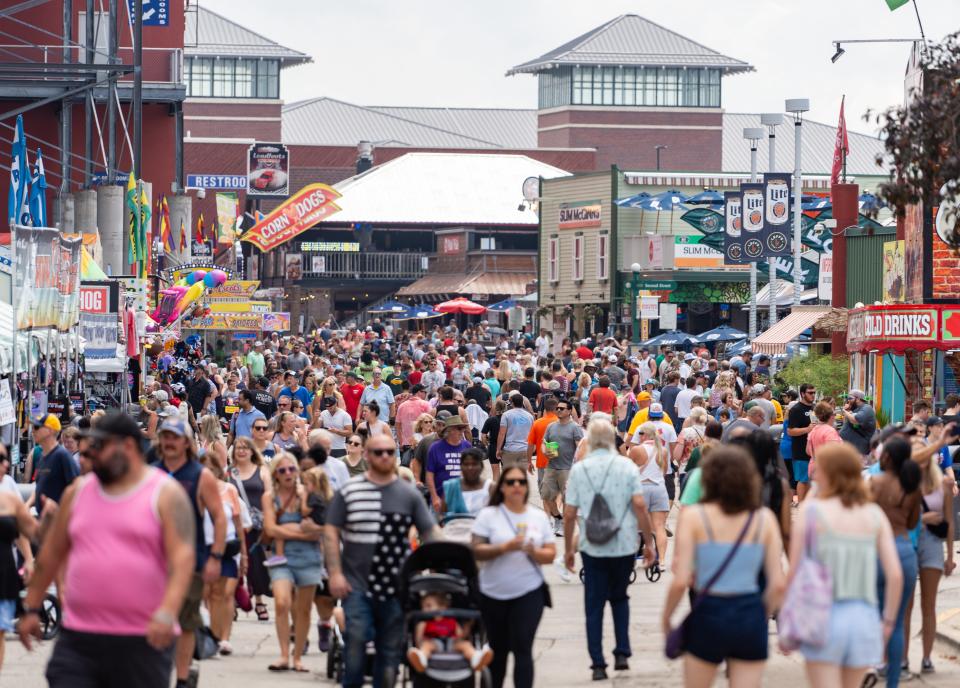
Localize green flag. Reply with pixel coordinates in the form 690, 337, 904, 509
885, 0, 909, 10
125, 172, 138, 265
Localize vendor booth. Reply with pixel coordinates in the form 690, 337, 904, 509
846, 304, 960, 423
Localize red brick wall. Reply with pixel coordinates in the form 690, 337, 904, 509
932, 231, 960, 299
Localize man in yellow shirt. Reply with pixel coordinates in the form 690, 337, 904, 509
626, 391, 674, 438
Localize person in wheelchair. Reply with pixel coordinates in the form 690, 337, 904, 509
407, 591, 492, 674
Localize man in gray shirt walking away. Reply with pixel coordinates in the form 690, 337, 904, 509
541, 399, 584, 536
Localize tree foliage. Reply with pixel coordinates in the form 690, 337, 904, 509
776, 352, 850, 401
869, 33, 960, 247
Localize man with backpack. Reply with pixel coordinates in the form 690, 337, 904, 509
562, 414, 655, 681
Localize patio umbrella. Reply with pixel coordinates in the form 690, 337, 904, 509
485, 326, 508, 336
368, 299, 410, 314
725, 339, 751, 356
640, 190, 690, 211
685, 190, 724, 207
435, 297, 486, 315
614, 192, 651, 208
858, 192, 886, 213
486, 298, 517, 312
697, 324, 748, 343
800, 195, 831, 211
642, 329, 701, 348
393, 304, 443, 320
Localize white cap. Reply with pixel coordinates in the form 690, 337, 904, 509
684, 353, 696, 361
607, 353, 618, 362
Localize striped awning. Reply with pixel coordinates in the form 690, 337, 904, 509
752, 307, 831, 356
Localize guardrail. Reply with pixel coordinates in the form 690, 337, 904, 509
297, 252, 428, 280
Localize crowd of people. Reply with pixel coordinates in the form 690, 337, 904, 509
4, 320, 959, 687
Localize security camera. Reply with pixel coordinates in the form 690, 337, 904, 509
196, 188, 206, 199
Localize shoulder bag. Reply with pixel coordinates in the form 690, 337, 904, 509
665, 509, 756, 659
777, 505, 833, 650
231, 467, 264, 532
497, 505, 552, 608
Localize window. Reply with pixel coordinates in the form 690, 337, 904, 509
187, 57, 213, 97
185, 57, 280, 99
567, 66, 720, 108
235, 59, 255, 97
597, 233, 609, 281
256, 59, 279, 99
548, 236, 559, 283
212, 58, 234, 97
572, 235, 584, 281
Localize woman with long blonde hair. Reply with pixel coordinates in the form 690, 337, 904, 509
629, 422, 670, 564
199, 413, 228, 470
311, 375, 344, 423
576, 372, 593, 418
496, 359, 512, 384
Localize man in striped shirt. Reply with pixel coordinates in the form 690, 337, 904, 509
325, 434, 438, 688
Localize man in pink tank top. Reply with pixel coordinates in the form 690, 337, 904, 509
19, 412, 196, 688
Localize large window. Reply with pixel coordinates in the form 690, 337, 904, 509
186, 57, 280, 98
545, 65, 722, 108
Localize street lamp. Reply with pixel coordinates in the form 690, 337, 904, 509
786, 98, 810, 306
655, 145, 668, 172
761, 113, 783, 327
630, 262, 642, 350
743, 127, 765, 340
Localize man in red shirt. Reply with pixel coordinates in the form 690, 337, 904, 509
575, 339, 595, 362
587, 375, 618, 415
340, 370, 366, 425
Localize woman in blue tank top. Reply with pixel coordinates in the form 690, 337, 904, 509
663, 445, 786, 686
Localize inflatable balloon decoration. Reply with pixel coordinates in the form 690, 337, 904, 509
149, 268, 227, 328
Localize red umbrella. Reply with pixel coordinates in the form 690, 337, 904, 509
435, 297, 486, 315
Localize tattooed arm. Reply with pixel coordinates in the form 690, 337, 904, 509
157, 479, 197, 620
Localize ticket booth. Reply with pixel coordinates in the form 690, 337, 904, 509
847, 304, 960, 422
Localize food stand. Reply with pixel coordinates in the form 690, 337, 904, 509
846, 304, 960, 422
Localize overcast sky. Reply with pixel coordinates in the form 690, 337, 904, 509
202, 0, 959, 133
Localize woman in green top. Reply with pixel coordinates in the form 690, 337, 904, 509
343, 433, 368, 477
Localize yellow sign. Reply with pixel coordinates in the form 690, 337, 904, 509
883, 240, 905, 303
185, 313, 264, 331
210, 301, 271, 313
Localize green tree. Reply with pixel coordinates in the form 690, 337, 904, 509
776, 352, 850, 400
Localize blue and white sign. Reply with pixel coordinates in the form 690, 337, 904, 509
187, 174, 247, 190
128, 0, 169, 27
91, 170, 129, 186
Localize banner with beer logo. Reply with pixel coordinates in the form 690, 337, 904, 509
14, 226, 81, 331
242, 183, 342, 252
738, 183, 765, 261
723, 191, 746, 265
762, 173, 792, 257
79, 280, 120, 359
215, 192, 239, 244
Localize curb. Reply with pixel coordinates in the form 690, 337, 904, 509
935, 608, 960, 653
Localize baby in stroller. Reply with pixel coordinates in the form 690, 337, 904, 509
407, 591, 492, 673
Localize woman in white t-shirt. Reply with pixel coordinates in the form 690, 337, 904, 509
472, 466, 555, 688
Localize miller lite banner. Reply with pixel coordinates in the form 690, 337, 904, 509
762, 173, 792, 257
738, 183, 765, 261
723, 191, 746, 264
241, 183, 342, 252
846, 304, 960, 355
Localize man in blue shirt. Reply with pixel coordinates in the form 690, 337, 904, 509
359, 369, 396, 423
31, 413, 79, 508
279, 371, 312, 420
229, 390, 266, 443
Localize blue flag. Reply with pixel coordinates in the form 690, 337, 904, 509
28, 147, 47, 228
7, 114, 29, 226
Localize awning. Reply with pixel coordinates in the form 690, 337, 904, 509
744, 282, 819, 308
752, 307, 831, 355
847, 304, 960, 355
397, 272, 535, 298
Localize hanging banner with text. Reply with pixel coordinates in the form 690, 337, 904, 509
14, 226, 82, 331
215, 192, 239, 244
79, 280, 120, 359
762, 173, 792, 257
738, 183, 765, 262
723, 192, 746, 264
241, 183, 342, 252
247, 142, 290, 199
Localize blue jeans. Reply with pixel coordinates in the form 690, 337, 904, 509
342, 591, 404, 688
581, 552, 634, 668
877, 535, 918, 688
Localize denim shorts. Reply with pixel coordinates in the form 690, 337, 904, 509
0, 599, 15, 632
800, 600, 882, 668
793, 459, 810, 484
917, 527, 945, 571
685, 592, 767, 664
269, 542, 323, 588
641, 482, 670, 512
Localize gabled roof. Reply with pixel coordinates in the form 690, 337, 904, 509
507, 14, 753, 76
184, 7, 311, 65
319, 152, 570, 226
282, 98, 538, 149
722, 113, 886, 177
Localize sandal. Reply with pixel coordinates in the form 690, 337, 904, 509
293, 664, 310, 673
255, 603, 269, 621
268, 663, 290, 672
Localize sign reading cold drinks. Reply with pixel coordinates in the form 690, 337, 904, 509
846, 304, 960, 354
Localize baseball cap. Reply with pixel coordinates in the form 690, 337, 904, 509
150, 390, 169, 403
644, 378, 657, 386
435, 410, 453, 421
848, 389, 866, 401
926, 415, 944, 427
254, 340, 263, 346
751, 383, 766, 395
31, 413, 61, 433
637, 391, 652, 401
649, 403, 664, 419
607, 353, 618, 362
684, 353, 696, 361
257, 376, 270, 388
472, 375, 483, 382
158, 417, 193, 439
345, 370, 359, 380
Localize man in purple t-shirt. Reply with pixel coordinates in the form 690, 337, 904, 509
425, 417, 472, 513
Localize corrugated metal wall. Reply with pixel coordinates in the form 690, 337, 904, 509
846, 228, 895, 306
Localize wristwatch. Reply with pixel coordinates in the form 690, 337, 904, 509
209, 551, 224, 560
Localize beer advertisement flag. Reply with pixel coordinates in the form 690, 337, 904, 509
215, 192, 239, 244
679, 207, 723, 236
241, 183, 342, 252
247, 142, 290, 199
14, 226, 81, 331
762, 173, 792, 257
739, 183, 765, 262
79, 279, 120, 360
723, 191, 746, 265
770, 253, 821, 287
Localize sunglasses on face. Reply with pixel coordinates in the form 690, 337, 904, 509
253, 425, 268, 431
276, 466, 297, 475
503, 478, 526, 487
347, 440, 362, 447
369, 448, 396, 457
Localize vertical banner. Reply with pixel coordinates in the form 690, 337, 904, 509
739, 183, 765, 262
247, 142, 290, 199
215, 192, 239, 244
762, 173, 792, 257
14, 226, 82, 331
723, 191, 745, 264
79, 280, 120, 359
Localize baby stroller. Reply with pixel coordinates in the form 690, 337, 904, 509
326, 601, 377, 685
400, 541, 492, 688
439, 513, 476, 545
17, 583, 61, 640
578, 531, 661, 584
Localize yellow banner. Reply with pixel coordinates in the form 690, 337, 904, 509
210, 301, 271, 313
206, 280, 260, 301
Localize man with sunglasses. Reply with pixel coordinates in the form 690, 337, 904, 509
228, 390, 266, 444
20, 412, 196, 688
787, 383, 817, 502
541, 400, 583, 538
326, 434, 438, 688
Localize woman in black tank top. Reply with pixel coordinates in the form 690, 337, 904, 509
230, 438, 272, 618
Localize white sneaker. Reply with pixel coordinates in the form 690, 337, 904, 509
554, 558, 573, 583
553, 518, 564, 536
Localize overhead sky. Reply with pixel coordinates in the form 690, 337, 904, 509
200, 0, 958, 133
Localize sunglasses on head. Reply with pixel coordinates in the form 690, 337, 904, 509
276, 466, 297, 475
369, 448, 396, 457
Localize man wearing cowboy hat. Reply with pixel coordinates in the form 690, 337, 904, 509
425, 416, 472, 513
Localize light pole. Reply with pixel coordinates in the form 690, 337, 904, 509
786, 98, 810, 306
655, 145, 667, 172
761, 113, 783, 326
744, 127, 764, 340
631, 262, 642, 350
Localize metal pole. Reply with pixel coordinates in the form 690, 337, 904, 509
792, 118, 803, 305
84, 0, 93, 185
59, 0, 72, 226
749, 144, 758, 340
767, 128, 778, 326
173, 101, 183, 192
132, 0, 142, 179
107, 0, 117, 180
631, 268, 640, 350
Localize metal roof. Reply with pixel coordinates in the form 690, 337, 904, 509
282, 98, 537, 148
507, 14, 753, 76
320, 152, 570, 226
184, 7, 311, 65
722, 113, 886, 177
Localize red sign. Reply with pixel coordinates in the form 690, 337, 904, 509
846, 304, 960, 354
441, 235, 462, 255
79, 285, 110, 314
241, 183, 342, 252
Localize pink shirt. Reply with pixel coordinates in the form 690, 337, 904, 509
64, 468, 175, 636
395, 397, 432, 447
807, 422, 842, 481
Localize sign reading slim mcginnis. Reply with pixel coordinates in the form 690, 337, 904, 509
559, 201, 602, 230
247, 142, 290, 199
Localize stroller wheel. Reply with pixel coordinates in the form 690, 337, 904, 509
628, 568, 637, 584
40, 593, 61, 640
578, 567, 585, 583
646, 564, 662, 583
326, 633, 341, 680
